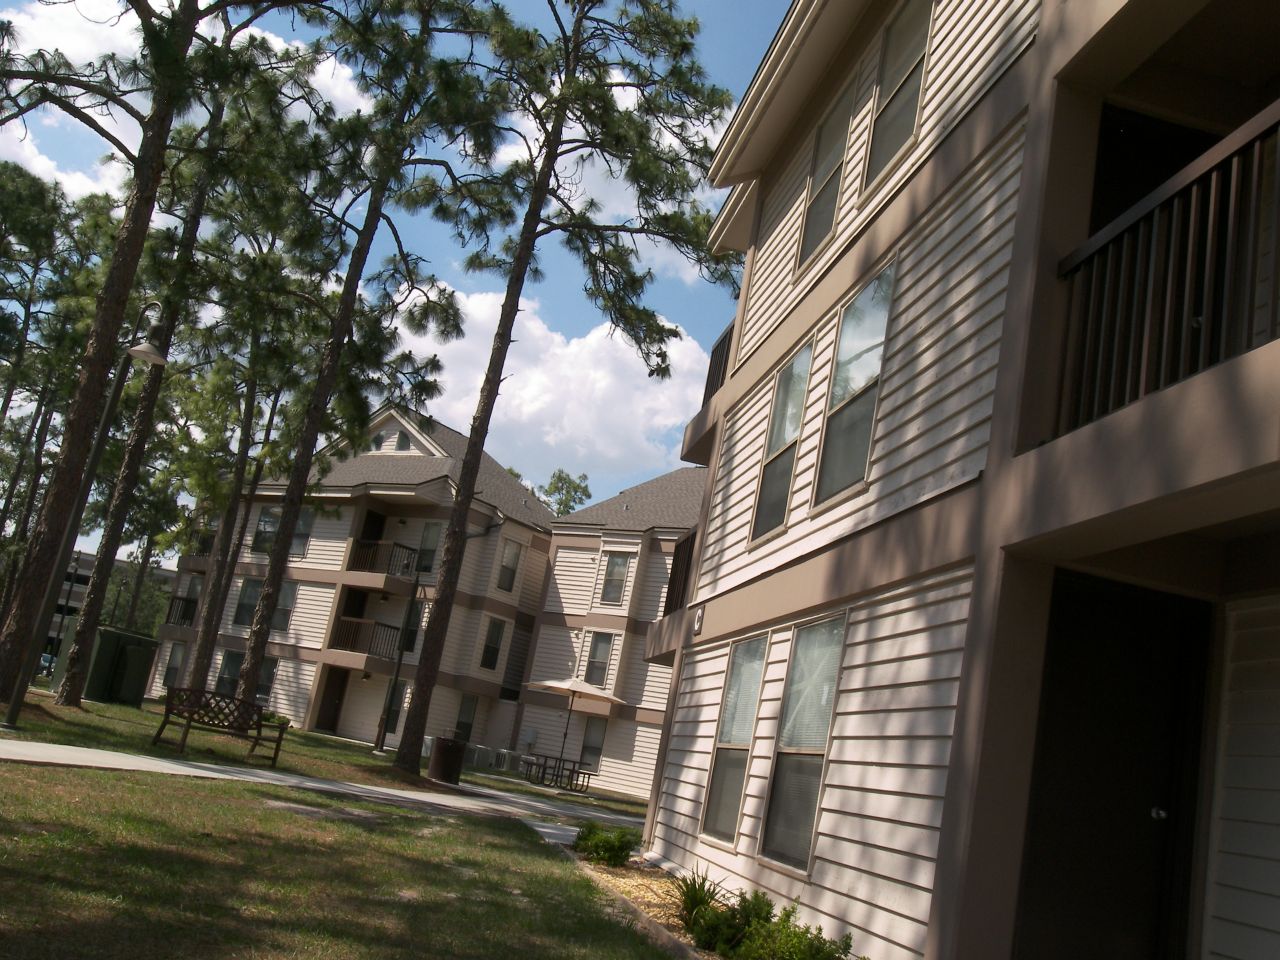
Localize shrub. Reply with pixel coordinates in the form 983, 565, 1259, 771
735, 905, 860, 960
689, 888, 776, 955
571, 821, 642, 867
673, 866, 723, 930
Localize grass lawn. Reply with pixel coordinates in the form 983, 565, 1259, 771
0, 765, 665, 960
5, 693, 648, 819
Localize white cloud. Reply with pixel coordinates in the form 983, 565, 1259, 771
242, 26, 372, 116
399, 290, 707, 496
0, 122, 126, 199
0, 0, 140, 62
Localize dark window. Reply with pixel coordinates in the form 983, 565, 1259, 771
401, 600, 423, 652
497, 540, 521, 592
751, 344, 812, 540
386, 680, 406, 734
865, 0, 932, 184
580, 717, 607, 771
455, 694, 478, 741
252, 506, 314, 557
214, 650, 244, 697
417, 522, 443, 573
584, 631, 613, 687
256, 657, 279, 706
163, 641, 187, 688
760, 618, 844, 869
480, 618, 504, 670
600, 553, 628, 605
799, 84, 858, 263
233, 578, 297, 631
815, 263, 896, 503
702, 635, 766, 842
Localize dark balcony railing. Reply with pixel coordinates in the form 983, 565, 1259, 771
1056, 99, 1280, 437
166, 595, 198, 628
190, 531, 215, 558
663, 530, 697, 618
330, 617, 403, 659
701, 323, 734, 407
348, 540, 418, 578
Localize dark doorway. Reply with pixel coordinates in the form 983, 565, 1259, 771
360, 510, 386, 541
1013, 571, 1211, 959
315, 667, 349, 733
341, 589, 368, 619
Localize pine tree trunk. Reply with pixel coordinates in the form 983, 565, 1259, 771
0, 2, 200, 706
392, 17, 580, 774
125, 532, 154, 631
0, 382, 49, 543
234, 180, 389, 703
0, 275, 38, 427
185, 352, 261, 691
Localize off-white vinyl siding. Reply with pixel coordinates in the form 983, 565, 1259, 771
295, 509, 348, 569
264, 658, 315, 723
221, 579, 335, 649
529, 624, 577, 684
544, 547, 598, 615
632, 546, 673, 622
519, 704, 660, 799
650, 567, 972, 960
616, 634, 672, 710
458, 528, 499, 596
1203, 597, 1280, 958
699, 123, 1023, 601
735, 0, 1038, 363
592, 543, 639, 615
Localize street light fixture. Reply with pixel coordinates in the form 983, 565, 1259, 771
1, 301, 169, 730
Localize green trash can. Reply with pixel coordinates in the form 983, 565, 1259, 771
427, 736, 466, 784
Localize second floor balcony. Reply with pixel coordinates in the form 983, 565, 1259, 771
165, 595, 198, 628
348, 540, 418, 579
1053, 98, 1280, 438
329, 617, 408, 660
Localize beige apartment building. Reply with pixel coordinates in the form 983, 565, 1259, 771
643, 0, 1280, 957
517, 467, 703, 798
150, 407, 554, 750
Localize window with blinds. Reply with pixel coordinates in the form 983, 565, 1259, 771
815, 262, 896, 503
751, 343, 814, 541
761, 617, 845, 868
702, 635, 767, 842
865, 0, 934, 185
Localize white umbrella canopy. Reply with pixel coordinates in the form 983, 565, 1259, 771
525, 677, 623, 767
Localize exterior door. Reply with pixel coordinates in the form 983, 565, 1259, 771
315, 667, 349, 733
1014, 570, 1210, 958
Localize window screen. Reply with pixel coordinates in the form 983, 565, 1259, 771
600, 552, 628, 604
417, 522, 442, 572
866, 0, 932, 184
752, 345, 813, 540
480, 618, 504, 670
702, 635, 767, 842
580, 716, 607, 771
584, 632, 613, 686
497, 540, 521, 592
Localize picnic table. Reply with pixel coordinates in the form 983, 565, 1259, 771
520, 752, 593, 792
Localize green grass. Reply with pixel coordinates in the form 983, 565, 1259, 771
0, 765, 666, 960
6, 692, 434, 789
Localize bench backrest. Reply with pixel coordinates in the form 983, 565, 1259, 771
167, 687, 262, 730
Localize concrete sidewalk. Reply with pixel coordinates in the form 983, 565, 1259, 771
0, 739, 641, 828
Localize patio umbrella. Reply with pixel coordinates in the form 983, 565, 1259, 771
525, 677, 623, 766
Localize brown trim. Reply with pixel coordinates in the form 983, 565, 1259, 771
536, 611, 649, 637
211, 634, 322, 663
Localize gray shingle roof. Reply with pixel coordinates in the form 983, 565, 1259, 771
293, 416, 556, 531
560, 466, 705, 531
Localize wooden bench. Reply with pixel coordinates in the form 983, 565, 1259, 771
152, 687, 289, 768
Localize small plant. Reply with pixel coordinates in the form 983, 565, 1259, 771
673, 866, 723, 930
689, 888, 776, 955
571, 820, 642, 867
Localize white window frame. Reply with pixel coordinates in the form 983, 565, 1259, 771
599, 552, 629, 605
251, 505, 314, 558
496, 539, 522, 593
699, 634, 768, 845
811, 259, 898, 507
580, 716, 607, 771
862, 0, 935, 191
796, 82, 859, 267
583, 631, 614, 688
757, 615, 846, 873
749, 340, 814, 544
233, 578, 298, 632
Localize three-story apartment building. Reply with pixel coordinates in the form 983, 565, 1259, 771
645, 0, 1280, 957
517, 467, 703, 798
150, 407, 554, 751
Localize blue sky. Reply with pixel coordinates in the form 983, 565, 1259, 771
0, 1, 788, 524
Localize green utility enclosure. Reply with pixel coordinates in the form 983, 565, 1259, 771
53, 627, 159, 707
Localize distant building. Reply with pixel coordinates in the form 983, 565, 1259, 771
151, 406, 555, 750
517, 467, 703, 798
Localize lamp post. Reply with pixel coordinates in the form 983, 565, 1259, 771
373, 565, 423, 754
1, 302, 169, 730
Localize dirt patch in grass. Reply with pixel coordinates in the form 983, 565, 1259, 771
261, 798, 383, 822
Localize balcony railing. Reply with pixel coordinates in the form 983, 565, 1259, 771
348, 540, 418, 578
329, 617, 404, 660
663, 530, 697, 618
166, 595, 198, 628
190, 531, 215, 558
1055, 98, 1280, 437
701, 323, 734, 407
